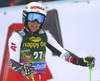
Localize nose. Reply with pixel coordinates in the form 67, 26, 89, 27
32, 19, 39, 24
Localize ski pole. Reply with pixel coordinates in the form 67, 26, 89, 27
30, 73, 35, 81
89, 67, 93, 81
83, 56, 93, 81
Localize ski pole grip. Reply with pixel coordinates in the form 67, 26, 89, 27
83, 56, 93, 63
83, 56, 93, 71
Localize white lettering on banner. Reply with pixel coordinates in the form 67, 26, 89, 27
33, 62, 46, 70
35, 64, 46, 69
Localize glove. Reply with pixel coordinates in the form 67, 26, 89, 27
83, 56, 95, 68
21, 64, 35, 76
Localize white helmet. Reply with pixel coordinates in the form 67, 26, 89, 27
22, 2, 46, 27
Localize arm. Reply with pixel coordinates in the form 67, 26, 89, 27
8, 31, 23, 72
45, 31, 95, 67
8, 31, 34, 75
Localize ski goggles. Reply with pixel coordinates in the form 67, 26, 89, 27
27, 13, 45, 24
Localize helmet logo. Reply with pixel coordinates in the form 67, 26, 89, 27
25, 7, 28, 9
31, 6, 44, 11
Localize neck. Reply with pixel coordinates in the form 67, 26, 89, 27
25, 27, 40, 36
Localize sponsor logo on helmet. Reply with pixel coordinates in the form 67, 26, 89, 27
31, 6, 44, 11
29, 36, 41, 42
25, 7, 28, 9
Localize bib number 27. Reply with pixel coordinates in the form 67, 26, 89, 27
33, 51, 43, 59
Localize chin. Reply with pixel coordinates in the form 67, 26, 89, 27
31, 30, 35, 32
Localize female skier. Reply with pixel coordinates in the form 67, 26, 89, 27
8, 2, 95, 81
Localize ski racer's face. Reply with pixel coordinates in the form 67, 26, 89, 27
28, 20, 41, 33
27, 13, 45, 32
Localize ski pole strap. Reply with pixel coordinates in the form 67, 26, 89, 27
83, 56, 93, 63
21, 68, 29, 79
21, 69, 35, 81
